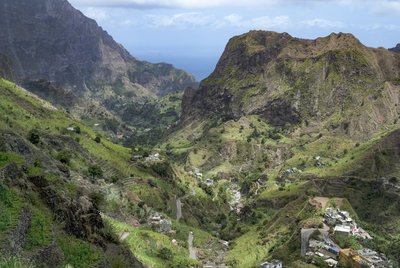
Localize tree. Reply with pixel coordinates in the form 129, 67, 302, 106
388, 236, 400, 265
94, 136, 101, 143
28, 129, 40, 145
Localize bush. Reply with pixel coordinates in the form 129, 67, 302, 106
151, 161, 172, 179
94, 136, 101, 143
335, 235, 361, 250
56, 150, 71, 165
157, 247, 173, 260
88, 165, 103, 179
74, 126, 81, 134
88, 191, 104, 207
28, 129, 40, 145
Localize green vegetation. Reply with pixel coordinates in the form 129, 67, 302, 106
0, 255, 35, 268
0, 183, 23, 242
1, 28, 400, 268
104, 216, 200, 268
27, 128, 40, 145
58, 235, 103, 267
24, 206, 52, 250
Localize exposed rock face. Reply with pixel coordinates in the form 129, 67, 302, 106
32, 244, 64, 268
0, 54, 14, 80
29, 175, 104, 243
0, 0, 197, 97
0, 131, 66, 177
182, 31, 400, 138
390, 44, 400, 53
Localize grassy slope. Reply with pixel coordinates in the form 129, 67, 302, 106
0, 79, 220, 267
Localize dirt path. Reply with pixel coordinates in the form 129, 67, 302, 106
176, 198, 182, 220
176, 187, 196, 221
119, 231, 130, 242
188, 232, 197, 259
312, 197, 330, 208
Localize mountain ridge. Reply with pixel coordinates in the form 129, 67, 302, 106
390, 43, 400, 53
0, 0, 197, 97
182, 30, 400, 139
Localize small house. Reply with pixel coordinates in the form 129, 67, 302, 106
260, 259, 283, 268
334, 225, 351, 236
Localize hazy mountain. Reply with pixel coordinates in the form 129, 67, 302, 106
0, 0, 197, 97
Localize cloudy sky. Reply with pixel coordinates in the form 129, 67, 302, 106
69, 0, 400, 80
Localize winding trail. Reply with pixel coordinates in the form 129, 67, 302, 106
176, 187, 196, 221
188, 232, 197, 260
176, 198, 182, 220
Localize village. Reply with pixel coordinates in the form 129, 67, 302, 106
300, 198, 393, 268
124, 152, 395, 268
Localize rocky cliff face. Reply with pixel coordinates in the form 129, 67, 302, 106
182, 31, 400, 138
0, 0, 196, 96
0, 54, 13, 80
390, 44, 400, 53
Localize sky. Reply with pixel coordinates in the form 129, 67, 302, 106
69, 0, 400, 80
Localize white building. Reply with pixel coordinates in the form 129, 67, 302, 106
260, 260, 283, 268
334, 225, 351, 236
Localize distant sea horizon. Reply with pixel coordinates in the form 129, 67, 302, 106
130, 51, 219, 81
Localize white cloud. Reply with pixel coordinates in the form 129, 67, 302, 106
301, 18, 346, 28
146, 12, 213, 28
144, 12, 290, 29
218, 14, 290, 29
69, 0, 400, 16
70, 0, 268, 9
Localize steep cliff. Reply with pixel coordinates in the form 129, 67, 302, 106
182, 31, 400, 138
0, 0, 197, 96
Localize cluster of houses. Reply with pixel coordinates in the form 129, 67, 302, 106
307, 237, 392, 267
149, 212, 172, 233
324, 207, 372, 239
303, 207, 393, 267
339, 248, 393, 268
145, 153, 161, 162
306, 236, 340, 267
190, 168, 215, 186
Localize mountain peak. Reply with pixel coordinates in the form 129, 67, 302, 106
390, 43, 400, 52
182, 31, 400, 138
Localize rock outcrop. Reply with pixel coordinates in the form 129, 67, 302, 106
182, 31, 400, 138
390, 44, 400, 53
29, 175, 104, 243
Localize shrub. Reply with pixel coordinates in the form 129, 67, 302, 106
74, 126, 81, 134
88, 191, 104, 207
56, 150, 71, 165
88, 165, 103, 179
28, 129, 40, 145
157, 247, 173, 260
151, 161, 172, 179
